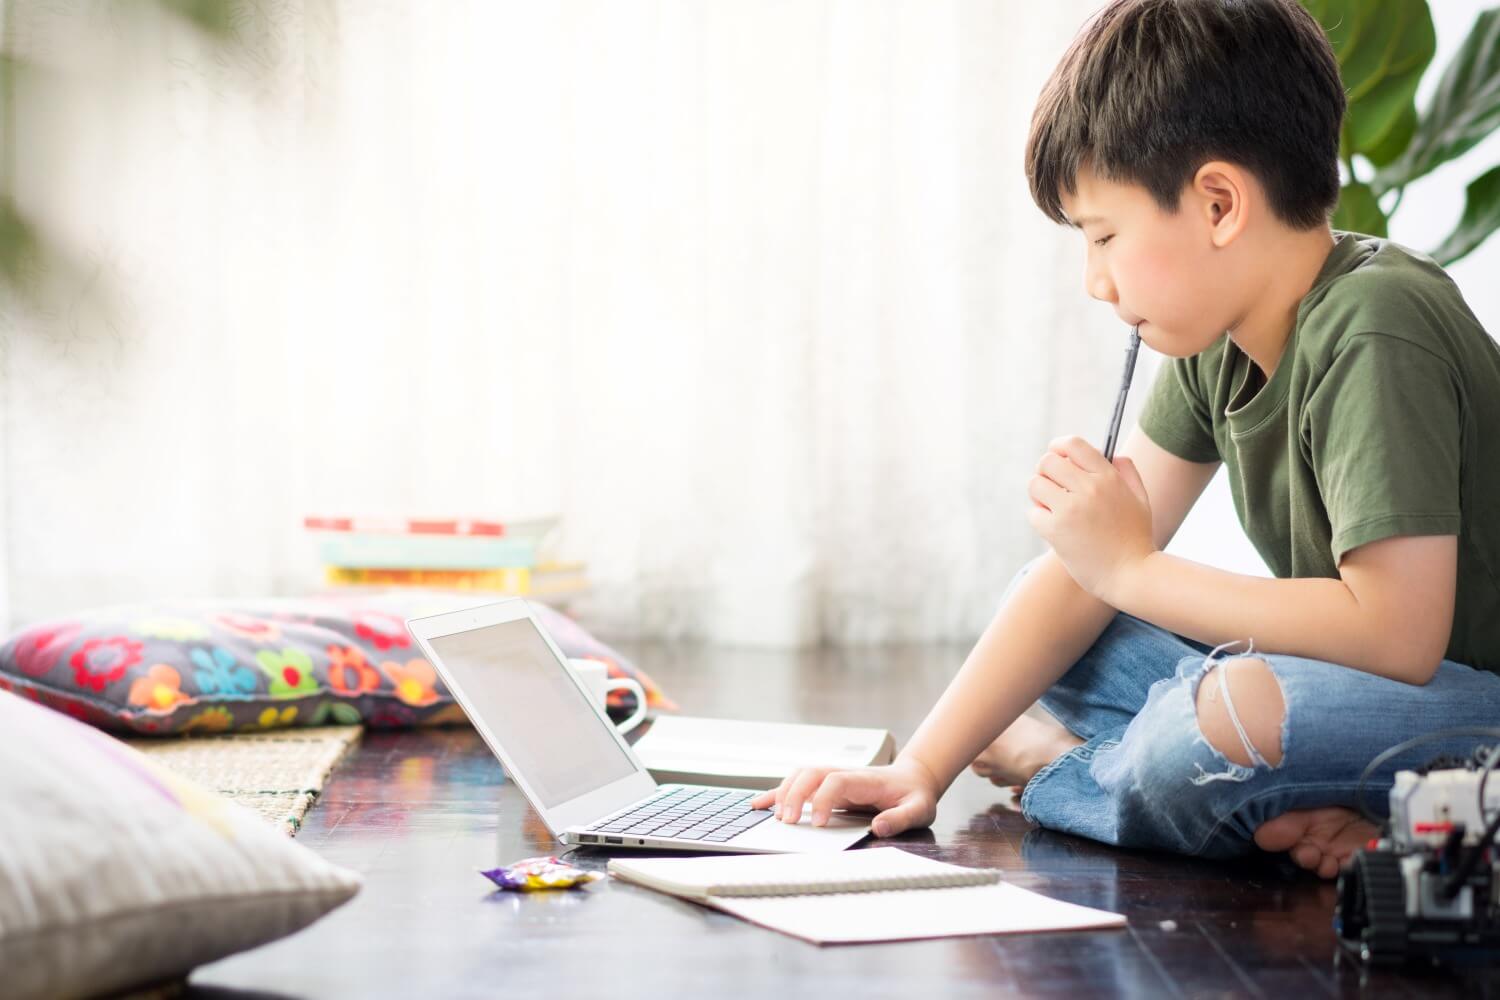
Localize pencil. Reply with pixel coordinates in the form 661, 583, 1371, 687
1102, 325, 1142, 461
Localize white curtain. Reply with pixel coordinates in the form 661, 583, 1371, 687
1, 0, 1155, 646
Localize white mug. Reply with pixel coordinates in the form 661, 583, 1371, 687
567, 658, 648, 735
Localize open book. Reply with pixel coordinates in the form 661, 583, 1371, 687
607, 847, 1126, 945
631, 716, 896, 791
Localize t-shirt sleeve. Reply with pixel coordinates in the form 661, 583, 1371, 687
1137, 358, 1220, 463
1302, 333, 1463, 562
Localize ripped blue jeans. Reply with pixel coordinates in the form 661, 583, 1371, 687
1009, 565, 1500, 860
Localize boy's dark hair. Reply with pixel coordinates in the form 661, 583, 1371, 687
1025, 0, 1345, 230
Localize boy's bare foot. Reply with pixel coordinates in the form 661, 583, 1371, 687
1253, 806, 1380, 880
970, 713, 1084, 789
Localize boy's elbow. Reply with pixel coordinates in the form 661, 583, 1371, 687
1399, 656, 1443, 687
1376, 634, 1447, 686
1350, 593, 1451, 685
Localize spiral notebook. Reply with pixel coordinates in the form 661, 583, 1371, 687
606, 847, 1126, 944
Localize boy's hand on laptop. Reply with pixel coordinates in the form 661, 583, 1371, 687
1027, 435, 1154, 602
749, 756, 941, 838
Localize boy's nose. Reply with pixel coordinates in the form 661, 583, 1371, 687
1086, 267, 1116, 305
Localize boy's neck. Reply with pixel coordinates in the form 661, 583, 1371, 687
1225, 226, 1337, 379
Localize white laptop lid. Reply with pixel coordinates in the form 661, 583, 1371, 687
405, 599, 659, 839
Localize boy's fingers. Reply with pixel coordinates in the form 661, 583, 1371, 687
808, 771, 884, 826
1026, 504, 1050, 536
807, 774, 848, 827
768, 769, 807, 814
871, 797, 923, 838
749, 784, 781, 810
1028, 475, 1066, 511
754, 772, 798, 810
778, 768, 832, 823
1049, 435, 1110, 474
1037, 452, 1087, 492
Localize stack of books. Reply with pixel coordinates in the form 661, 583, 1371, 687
306, 515, 589, 599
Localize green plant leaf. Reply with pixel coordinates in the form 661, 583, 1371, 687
1430, 164, 1500, 265
1362, 101, 1418, 167
155, 0, 235, 39
1346, 73, 1425, 163
1374, 8, 1500, 193
1340, 2, 1434, 165
0, 195, 40, 287
1332, 180, 1389, 237
1307, 0, 1369, 66
1338, 0, 1434, 104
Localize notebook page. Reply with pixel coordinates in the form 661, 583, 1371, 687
607, 847, 990, 899
633, 716, 892, 773
713, 882, 1127, 945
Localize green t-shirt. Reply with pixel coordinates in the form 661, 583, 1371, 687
1138, 231, 1500, 674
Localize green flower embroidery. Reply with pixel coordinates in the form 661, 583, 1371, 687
310, 700, 362, 725
254, 648, 320, 699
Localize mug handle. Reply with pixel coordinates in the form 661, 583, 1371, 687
603, 678, 648, 734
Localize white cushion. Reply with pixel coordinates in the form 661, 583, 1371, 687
0, 690, 362, 999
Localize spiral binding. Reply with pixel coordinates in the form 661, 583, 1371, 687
711, 868, 1003, 898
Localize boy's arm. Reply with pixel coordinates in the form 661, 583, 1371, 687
1036, 435, 1459, 685
1103, 535, 1457, 685
898, 430, 1219, 792
754, 429, 1218, 830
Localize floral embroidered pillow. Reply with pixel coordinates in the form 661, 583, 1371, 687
0, 594, 674, 735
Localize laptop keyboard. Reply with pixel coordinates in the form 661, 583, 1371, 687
586, 786, 775, 843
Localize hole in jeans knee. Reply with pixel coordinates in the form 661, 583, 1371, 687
1194, 657, 1285, 768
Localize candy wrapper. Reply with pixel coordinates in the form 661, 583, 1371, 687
480, 856, 605, 892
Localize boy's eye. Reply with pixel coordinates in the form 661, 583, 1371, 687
1093, 235, 1113, 247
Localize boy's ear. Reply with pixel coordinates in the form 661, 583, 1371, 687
1191, 161, 1250, 248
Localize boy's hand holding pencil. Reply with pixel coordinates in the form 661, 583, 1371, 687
1027, 435, 1155, 604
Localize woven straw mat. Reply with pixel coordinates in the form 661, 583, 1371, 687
124, 726, 362, 837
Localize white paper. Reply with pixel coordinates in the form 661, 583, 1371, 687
633, 716, 894, 778
714, 883, 1126, 945
609, 846, 986, 897
608, 847, 1126, 944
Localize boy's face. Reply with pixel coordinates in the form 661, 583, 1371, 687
1059, 163, 1241, 358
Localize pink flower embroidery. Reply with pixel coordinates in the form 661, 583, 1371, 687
354, 612, 410, 652
13, 622, 83, 678
368, 704, 417, 728
213, 612, 282, 644
70, 637, 144, 693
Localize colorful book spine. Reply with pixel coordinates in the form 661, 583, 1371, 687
317, 534, 541, 570
303, 515, 559, 539
324, 565, 588, 595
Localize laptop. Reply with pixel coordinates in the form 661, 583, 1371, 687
405, 598, 871, 854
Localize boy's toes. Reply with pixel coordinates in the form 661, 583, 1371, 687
971, 764, 1014, 789
1290, 843, 1322, 871
1256, 806, 1380, 879
1252, 812, 1306, 853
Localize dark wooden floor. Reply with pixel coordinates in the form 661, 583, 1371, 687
188, 640, 1500, 999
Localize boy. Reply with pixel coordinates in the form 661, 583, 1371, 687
752, 0, 1500, 877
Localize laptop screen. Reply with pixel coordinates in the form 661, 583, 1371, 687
427, 617, 638, 808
